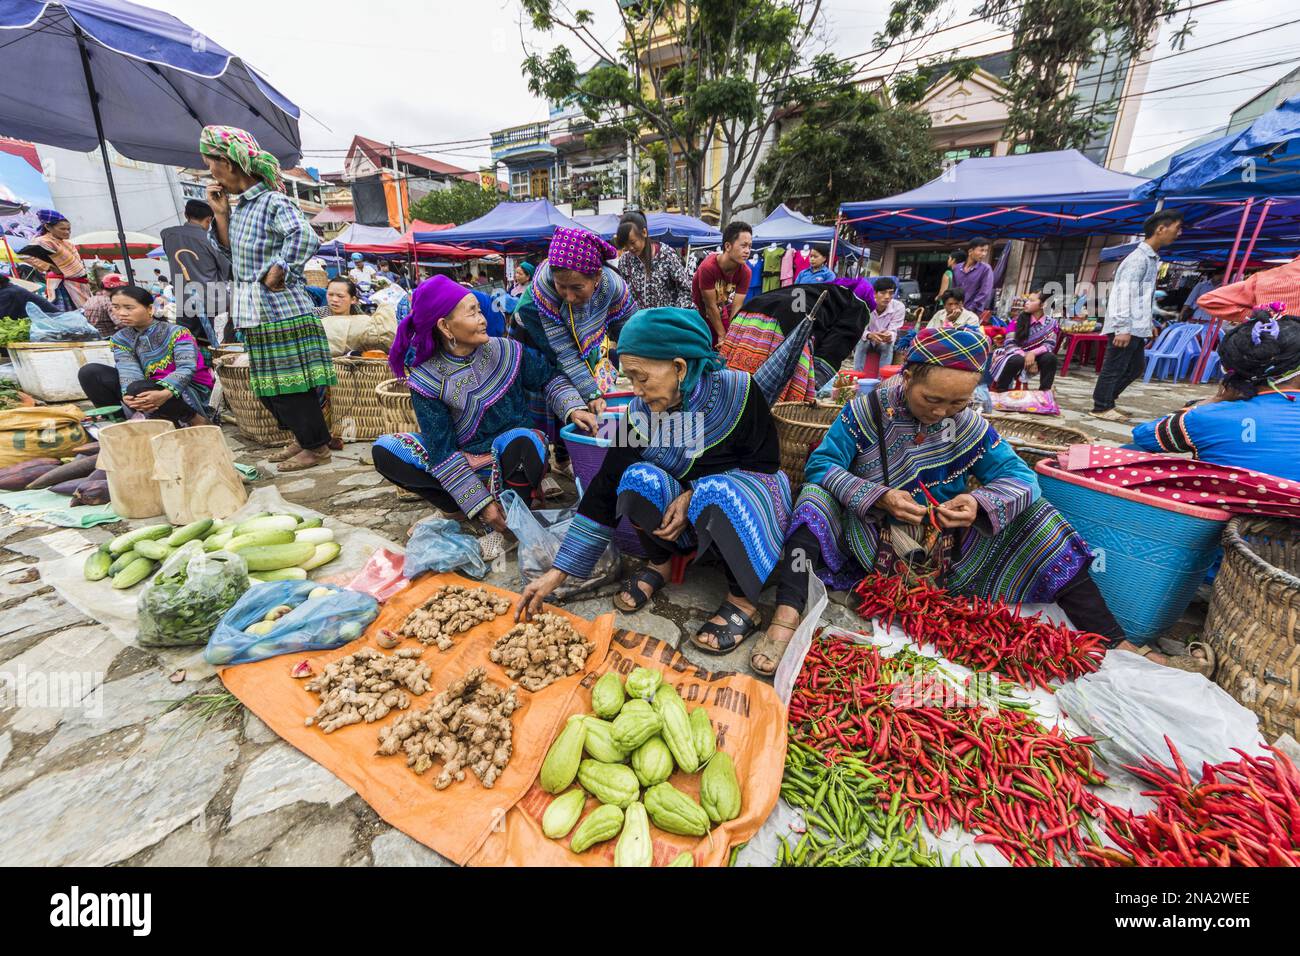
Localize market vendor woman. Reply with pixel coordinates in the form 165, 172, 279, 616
374, 275, 596, 560
517, 307, 793, 652
751, 327, 1137, 675
201, 125, 336, 472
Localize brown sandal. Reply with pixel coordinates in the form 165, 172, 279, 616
751, 618, 798, 676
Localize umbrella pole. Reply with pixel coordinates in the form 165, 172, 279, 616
75, 27, 134, 285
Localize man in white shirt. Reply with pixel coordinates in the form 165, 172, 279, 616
348, 253, 376, 285
927, 288, 982, 329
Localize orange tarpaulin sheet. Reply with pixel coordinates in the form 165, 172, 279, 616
221, 573, 786, 866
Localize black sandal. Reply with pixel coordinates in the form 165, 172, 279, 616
691, 600, 762, 654
614, 567, 667, 612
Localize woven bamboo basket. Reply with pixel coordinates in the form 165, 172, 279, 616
376, 378, 418, 435
983, 414, 1091, 465
213, 354, 293, 446
772, 401, 841, 488
1204, 517, 1300, 741
330, 356, 391, 441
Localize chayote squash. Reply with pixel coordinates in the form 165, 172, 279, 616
540, 713, 587, 794
625, 666, 662, 701
614, 801, 653, 867
570, 803, 624, 853
631, 735, 674, 787
577, 758, 639, 808
590, 671, 625, 719
644, 781, 711, 836
668, 851, 695, 867
700, 750, 742, 824
690, 707, 716, 764
611, 698, 662, 751
542, 789, 587, 839
652, 681, 699, 774
582, 716, 628, 763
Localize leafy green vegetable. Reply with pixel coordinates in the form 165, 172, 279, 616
137, 542, 250, 647
0, 317, 30, 349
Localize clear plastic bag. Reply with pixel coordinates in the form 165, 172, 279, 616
204, 580, 379, 665
501, 489, 618, 589
138, 541, 250, 648
1056, 649, 1264, 772
25, 303, 99, 342
404, 516, 486, 580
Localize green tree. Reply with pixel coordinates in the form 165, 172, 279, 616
408, 180, 503, 225
520, 0, 840, 222
879, 0, 1195, 153
756, 64, 942, 219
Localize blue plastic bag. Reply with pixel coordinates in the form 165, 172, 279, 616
204, 581, 379, 665
404, 516, 486, 580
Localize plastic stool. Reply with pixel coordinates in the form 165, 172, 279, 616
669, 551, 694, 585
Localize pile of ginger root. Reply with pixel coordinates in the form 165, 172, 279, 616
376, 666, 519, 789
304, 647, 432, 734
398, 585, 511, 651
489, 613, 594, 692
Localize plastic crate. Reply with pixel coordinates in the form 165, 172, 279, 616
1035, 459, 1228, 641
561, 412, 646, 557
7, 341, 114, 402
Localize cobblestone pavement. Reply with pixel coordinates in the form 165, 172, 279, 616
0, 368, 1212, 866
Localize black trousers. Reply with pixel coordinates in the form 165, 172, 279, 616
618, 490, 749, 599
773, 525, 1125, 642
78, 363, 195, 424
372, 435, 545, 513
1091, 334, 1147, 412
996, 351, 1058, 390
259, 391, 331, 450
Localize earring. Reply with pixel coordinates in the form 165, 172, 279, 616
450, 336, 459, 350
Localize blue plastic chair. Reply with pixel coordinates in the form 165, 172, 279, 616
1142, 323, 1198, 382
1198, 325, 1224, 383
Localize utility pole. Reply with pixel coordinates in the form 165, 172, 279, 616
390, 141, 406, 231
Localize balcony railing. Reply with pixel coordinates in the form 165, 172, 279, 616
491, 122, 551, 152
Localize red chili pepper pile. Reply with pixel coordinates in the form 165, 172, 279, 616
853, 572, 1107, 689
1082, 737, 1300, 868
790, 633, 1106, 866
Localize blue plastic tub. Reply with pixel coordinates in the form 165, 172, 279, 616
1035, 460, 1229, 641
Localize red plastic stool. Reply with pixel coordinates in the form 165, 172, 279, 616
669, 551, 694, 585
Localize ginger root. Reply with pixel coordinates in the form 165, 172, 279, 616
375, 666, 519, 789
303, 646, 432, 733
489, 613, 594, 692
398, 585, 511, 651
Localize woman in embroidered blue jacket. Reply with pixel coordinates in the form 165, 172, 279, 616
373, 276, 594, 552
751, 326, 1131, 675
517, 307, 796, 653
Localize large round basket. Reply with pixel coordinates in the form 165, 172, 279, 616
983, 414, 1091, 465
376, 378, 418, 435
1204, 517, 1300, 741
330, 356, 391, 441
772, 401, 841, 488
213, 354, 293, 446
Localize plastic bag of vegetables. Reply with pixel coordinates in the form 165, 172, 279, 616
137, 542, 250, 648
204, 580, 379, 665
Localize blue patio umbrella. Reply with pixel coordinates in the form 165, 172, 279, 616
0, 0, 302, 281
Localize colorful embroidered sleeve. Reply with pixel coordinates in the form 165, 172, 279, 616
1132, 409, 1197, 454
602, 267, 637, 338
109, 332, 147, 395
556, 435, 635, 576
805, 413, 890, 518
533, 265, 602, 402
545, 375, 586, 423
553, 514, 614, 579
967, 437, 1041, 535
412, 392, 492, 518
517, 344, 583, 420
157, 329, 200, 397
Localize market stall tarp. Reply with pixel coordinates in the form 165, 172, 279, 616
753, 203, 855, 254
414, 199, 590, 252
577, 211, 724, 248
316, 224, 403, 257
1100, 236, 1300, 263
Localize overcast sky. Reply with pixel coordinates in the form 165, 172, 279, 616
140, 0, 1300, 175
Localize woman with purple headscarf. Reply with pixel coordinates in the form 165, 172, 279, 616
374, 276, 596, 558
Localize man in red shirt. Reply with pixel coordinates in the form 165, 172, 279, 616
692, 220, 753, 344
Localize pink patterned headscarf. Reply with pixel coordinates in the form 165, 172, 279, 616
548, 227, 618, 276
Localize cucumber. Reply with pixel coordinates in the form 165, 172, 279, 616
133, 539, 175, 562
166, 518, 213, 547
295, 516, 323, 529
249, 568, 309, 583
108, 550, 139, 576
239, 542, 317, 571
83, 546, 113, 582
297, 541, 341, 572
205, 519, 231, 536
226, 529, 296, 552
293, 527, 335, 546
203, 530, 235, 552
107, 523, 172, 556
233, 514, 299, 537
111, 556, 157, 589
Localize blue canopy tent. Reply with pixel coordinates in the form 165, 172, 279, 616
1100, 236, 1299, 264
568, 211, 723, 248
415, 199, 589, 253
0, 0, 302, 283
752, 204, 855, 255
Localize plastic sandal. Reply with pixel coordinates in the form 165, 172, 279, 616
614, 567, 667, 612
690, 600, 762, 655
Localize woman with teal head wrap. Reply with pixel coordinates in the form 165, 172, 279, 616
517, 307, 795, 655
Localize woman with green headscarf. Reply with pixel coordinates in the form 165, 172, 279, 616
517, 307, 794, 653
201, 125, 336, 472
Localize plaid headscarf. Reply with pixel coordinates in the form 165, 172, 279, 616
907, 326, 989, 373
199, 126, 283, 191
548, 227, 618, 276
36, 208, 68, 226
